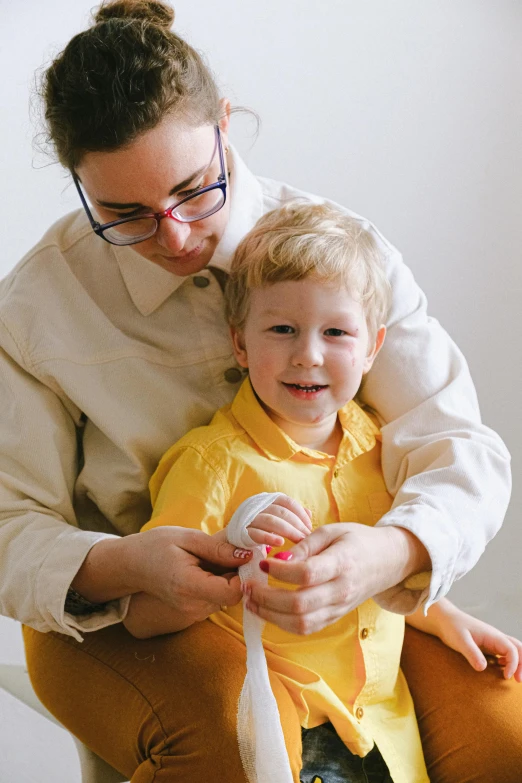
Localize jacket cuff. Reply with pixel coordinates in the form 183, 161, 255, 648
34, 529, 131, 641
373, 506, 458, 614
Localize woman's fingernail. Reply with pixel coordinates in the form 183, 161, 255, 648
259, 560, 270, 573
274, 551, 293, 561
234, 548, 251, 559
265, 545, 272, 554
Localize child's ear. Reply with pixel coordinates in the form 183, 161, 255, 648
362, 325, 386, 374
230, 326, 249, 368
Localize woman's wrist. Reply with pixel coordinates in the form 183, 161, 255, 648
70, 535, 142, 604
380, 526, 432, 586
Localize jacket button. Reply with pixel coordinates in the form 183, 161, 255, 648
193, 276, 210, 288
224, 367, 243, 384
360, 627, 369, 640
333, 469, 339, 478
356, 707, 364, 720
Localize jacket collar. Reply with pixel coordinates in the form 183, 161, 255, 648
112, 146, 265, 317
231, 378, 379, 463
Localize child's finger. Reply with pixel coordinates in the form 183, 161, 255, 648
248, 527, 284, 547
254, 509, 311, 541
481, 634, 519, 679
465, 643, 488, 671
502, 638, 521, 680
272, 495, 313, 531
506, 637, 522, 682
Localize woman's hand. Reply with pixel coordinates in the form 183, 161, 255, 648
125, 526, 250, 622
72, 526, 251, 630
247, 494, 313, 547
244, 522, 430, 634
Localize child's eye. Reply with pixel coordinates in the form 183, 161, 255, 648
324, 328, 347, 337
270, 325, 294, 334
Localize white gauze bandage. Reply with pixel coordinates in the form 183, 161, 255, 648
226, 492, 294, 783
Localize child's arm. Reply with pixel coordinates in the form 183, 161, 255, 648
124, 592, 199, 638
406, 598, 522, 681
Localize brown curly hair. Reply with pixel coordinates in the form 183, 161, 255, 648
41, 0, 221, 170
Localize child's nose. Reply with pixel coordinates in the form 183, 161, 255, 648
292, 336, 323, 367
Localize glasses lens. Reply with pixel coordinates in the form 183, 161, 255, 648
174, 187, 225, 222
101, 217, 158, 246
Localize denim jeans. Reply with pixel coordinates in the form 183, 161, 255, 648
300, 723, 394, 783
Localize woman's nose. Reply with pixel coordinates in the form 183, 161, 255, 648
155, 215, 191, 253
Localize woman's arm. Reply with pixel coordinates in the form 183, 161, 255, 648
0, 316, 246, 637
71, 526, 247, 622
0, 318, 128, 640
358, 241, 511, 614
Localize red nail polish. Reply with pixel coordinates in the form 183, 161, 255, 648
259, 560, 270, 573
274, 551, 293, 561
265, 546, 272, 554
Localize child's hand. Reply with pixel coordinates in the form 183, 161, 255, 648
247, 494, 313, 547
439, 607, 522, 682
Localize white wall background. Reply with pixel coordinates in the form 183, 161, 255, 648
0, 1, 521, 778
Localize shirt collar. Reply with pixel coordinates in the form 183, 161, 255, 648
112, 145, 265, 317
231, 377, 379, 463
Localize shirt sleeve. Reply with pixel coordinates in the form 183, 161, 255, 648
0, 320, 129, 641
144, 445, 228, 535
359, 246, 511, 614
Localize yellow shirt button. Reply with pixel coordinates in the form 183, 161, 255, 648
224, 367, 243, 384
356, 707, 364, 720
193, 276, 210, 288
360, 627, 369, 640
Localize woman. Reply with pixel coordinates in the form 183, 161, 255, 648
0, 1, 519, 780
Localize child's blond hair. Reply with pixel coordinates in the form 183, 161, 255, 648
224, 201, 392, 346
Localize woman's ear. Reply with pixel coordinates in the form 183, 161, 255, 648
362, 325, 386, 374
219, 98, 231, 144
230, 326, 249, 368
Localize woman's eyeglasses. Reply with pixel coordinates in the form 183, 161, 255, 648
73, 125, 227, 247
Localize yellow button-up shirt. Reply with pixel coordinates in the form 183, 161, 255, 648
146, 379, 428, 783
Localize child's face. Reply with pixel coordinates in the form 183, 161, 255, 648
231, 278, 385, 435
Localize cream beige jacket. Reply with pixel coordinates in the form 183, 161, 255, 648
0, 149, 511, 641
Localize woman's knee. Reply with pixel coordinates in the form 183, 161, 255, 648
23, 621, 251, 781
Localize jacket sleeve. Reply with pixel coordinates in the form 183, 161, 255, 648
0, 319, 129, 641
360, 245, 511, 614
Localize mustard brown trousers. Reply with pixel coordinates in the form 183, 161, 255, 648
23, 620, 522, 782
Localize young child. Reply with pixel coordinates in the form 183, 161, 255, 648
125, 203, 521, 783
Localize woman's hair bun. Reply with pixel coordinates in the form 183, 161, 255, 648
93, 0, 175, 30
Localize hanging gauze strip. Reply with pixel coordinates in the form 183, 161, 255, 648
226, 492, 294, 783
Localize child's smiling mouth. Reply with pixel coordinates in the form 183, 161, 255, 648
282, 382, 329, 399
